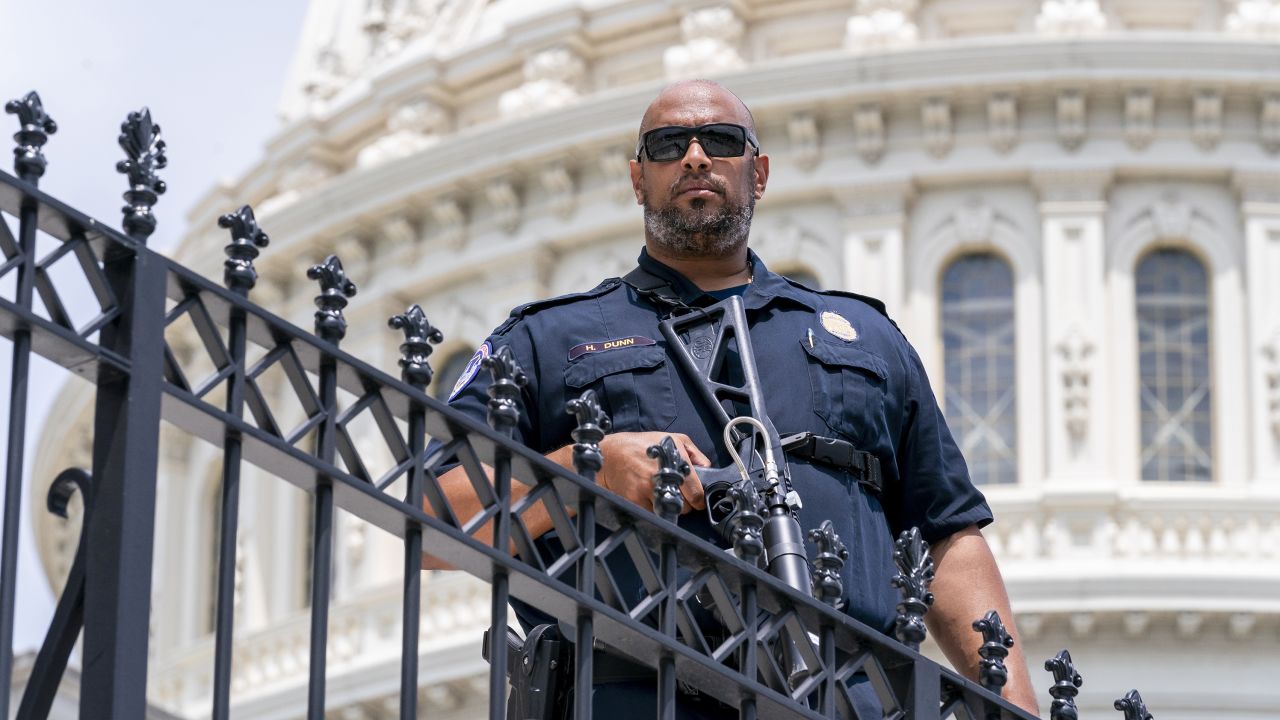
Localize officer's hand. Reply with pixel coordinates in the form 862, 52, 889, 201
597, 432, 710, 514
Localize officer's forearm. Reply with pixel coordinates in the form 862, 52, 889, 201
420, 446, 575, 570
924, 525, 1040, 716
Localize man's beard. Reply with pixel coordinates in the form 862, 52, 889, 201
643, 185, 754, 259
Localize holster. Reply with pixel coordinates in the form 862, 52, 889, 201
482, 623, 573, 720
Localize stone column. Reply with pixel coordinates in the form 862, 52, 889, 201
1235, 170, 1280, 484
833, 181, 911, 322
1033, 170, 1111, 486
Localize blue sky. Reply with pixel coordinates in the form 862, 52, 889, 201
0, 0, 311, 654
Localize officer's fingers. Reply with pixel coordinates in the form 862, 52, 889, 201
674, 434, 712, 467
679, 475, 706, 513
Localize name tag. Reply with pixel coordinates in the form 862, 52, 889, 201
568, 335, 656, 361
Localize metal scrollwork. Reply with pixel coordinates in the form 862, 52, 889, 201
218, 205, 270, 294
5, 90, 57, 181
116, 108, 167, 241
1114, 688, 1153, 720
647, 436, 688, 523
481, 345, 527, 434
973, 609, 1015, 695
1045, 649, 1083, 720
891, 526, 935, 650
808, 519, 847, 608
307, 254, 357, 342
566, 389, 610, 477
388, 304, 443, 388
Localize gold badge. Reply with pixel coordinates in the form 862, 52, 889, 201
820, 311, 858, 341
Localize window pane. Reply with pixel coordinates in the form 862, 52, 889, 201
941, 253, 1017, 485
1135, 249, 1212, 481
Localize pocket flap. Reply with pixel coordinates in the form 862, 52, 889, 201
800, 338, 888, 380
564, 345, 667, 388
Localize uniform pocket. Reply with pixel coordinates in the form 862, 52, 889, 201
801, 338, 888, 447
564, 345, 676, 432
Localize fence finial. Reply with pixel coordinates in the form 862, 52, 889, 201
5, 90, 57, 182
218, 205, 269, 294
728, 483, 764, 563
891, 526, 935, 650
973, 609, 1014, 695
1045, 649, 1083, 720
116, 108, 167, 242
307, 254, 357, 342
388, 304, 443, 388
808, 519, 847, 608
647, 436, 688, 522
481, 345, 527, 434
1114, 689, 1153, 720
566, 389, 610, 477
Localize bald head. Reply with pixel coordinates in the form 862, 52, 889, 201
638, 80, 757, 139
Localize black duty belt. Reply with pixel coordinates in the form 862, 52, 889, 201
780, 432, 883, 495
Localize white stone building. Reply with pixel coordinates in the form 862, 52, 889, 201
29, 0, 1280, 717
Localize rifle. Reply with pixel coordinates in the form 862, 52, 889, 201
658, 295, 817, 687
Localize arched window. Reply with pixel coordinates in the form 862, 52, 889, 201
1135, 249, 1212, 481
434, 348, 476, 400
940, 253, 1017, 485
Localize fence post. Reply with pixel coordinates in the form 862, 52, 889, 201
78, 107, 168, 719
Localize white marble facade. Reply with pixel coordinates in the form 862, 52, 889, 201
30, 0, 1280, 717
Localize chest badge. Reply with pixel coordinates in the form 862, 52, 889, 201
820, 311, 858, 342
568, 335, 656, 361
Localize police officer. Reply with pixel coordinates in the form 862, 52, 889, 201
425, 80, 1038, 717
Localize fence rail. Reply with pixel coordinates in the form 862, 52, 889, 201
0, 90, 1133, 720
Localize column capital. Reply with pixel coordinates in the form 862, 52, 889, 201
1233, 168, 1280, 216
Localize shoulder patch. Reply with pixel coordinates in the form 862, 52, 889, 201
448, 342, 490, 401
491, 279, 623, 336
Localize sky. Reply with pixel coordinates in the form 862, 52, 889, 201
0, 0, 311, 655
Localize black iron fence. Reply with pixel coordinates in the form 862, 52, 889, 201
0, 91, 1151, 720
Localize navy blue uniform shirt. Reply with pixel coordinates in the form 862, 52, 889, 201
435, 248, 992, 637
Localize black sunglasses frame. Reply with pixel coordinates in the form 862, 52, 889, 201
635, 123, 760, 162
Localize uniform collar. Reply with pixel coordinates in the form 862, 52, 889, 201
635, 247, 819, 312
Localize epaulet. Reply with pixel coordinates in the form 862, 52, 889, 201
490, 278, 623, 335
814, 288, 904, 334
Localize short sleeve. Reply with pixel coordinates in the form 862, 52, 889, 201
889, 343, 992, 543
424, 320, 540, 465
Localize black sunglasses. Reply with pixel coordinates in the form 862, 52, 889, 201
636, 123, 760, 162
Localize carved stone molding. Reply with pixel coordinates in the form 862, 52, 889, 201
845, 0, 919, 50
1263, 329, 1280, 440
787, 111, 820, 170
429, 195, 467, 248
1193, 90, 1223, 150
665, 5, 745, 79
302, 44, 346, 109
539, 162, 575, 219
499, 46, 586, 118
1225, 0, 1280, 39
1261, 95, 1280, 153
600, 147, 634, 205
1031, 168, 1111, 205
922, 97, 952, 158
1056, 327, 1095, 445
1233, 169, 1280, 206
987, 93, 1018, 154
1035, 0, 1106, 36
1056, 90, 1086, 151
377, 214, 418, 257
1150, 192, 1193, 239
1124, 89, 1154, 150
356, 97, 450, 168
854, 103, 885, 164
953, 197, 994, 243
485, 177, 521, 233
